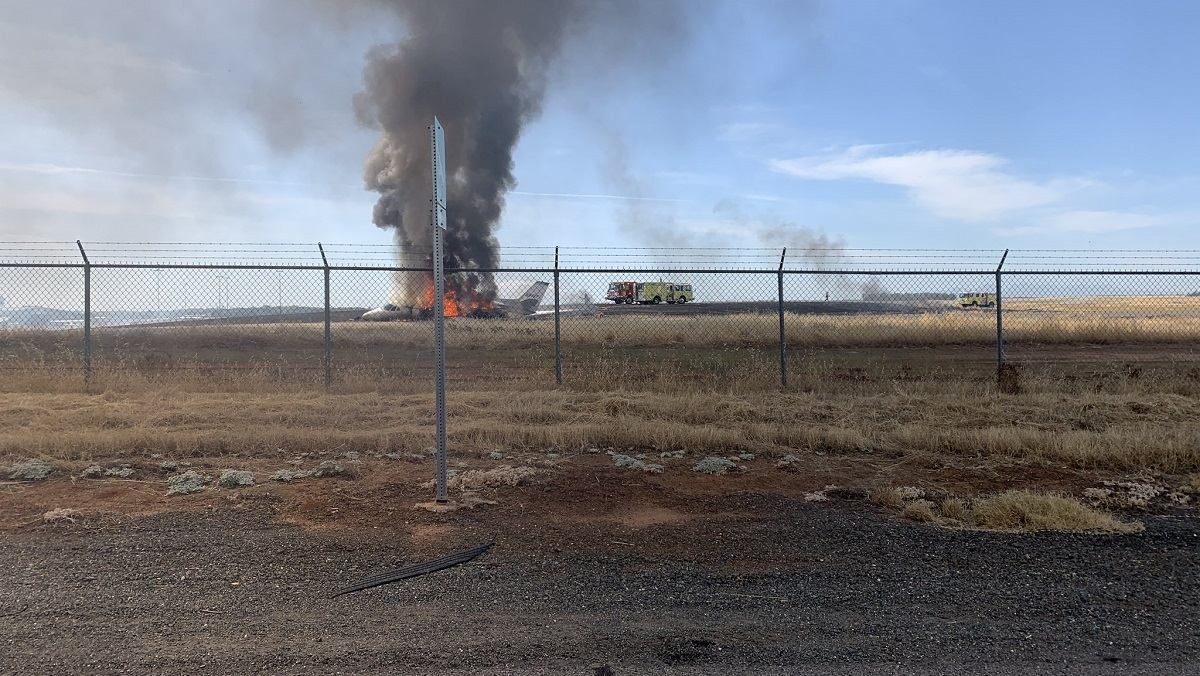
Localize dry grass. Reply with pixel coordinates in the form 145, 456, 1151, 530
878, 487, 1147, 535
3, 304, 1200, 491
966, 491, 1142, 534
2, 387, 1198, 476
4, 306, 1200, 398
880, 489, 1143, 534
939, 497, 968, 522
900, 499, 938, 523
869, 487, 906, 509
1004, 295, 1200, 315
6, 301, 1200, 361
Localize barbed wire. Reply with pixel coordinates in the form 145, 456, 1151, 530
1, 242, 1200, 270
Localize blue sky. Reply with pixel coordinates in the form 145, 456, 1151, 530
1, 0, 1198, 254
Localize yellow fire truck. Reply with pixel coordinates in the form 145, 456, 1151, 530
957, 292, 996, 308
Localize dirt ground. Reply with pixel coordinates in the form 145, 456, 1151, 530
2, 455, 1197, 674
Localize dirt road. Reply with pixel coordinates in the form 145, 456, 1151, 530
1, 474, 1196, 675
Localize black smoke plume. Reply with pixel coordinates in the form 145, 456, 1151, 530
355, 0, 584, 308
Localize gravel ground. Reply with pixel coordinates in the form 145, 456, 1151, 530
1, 490, 1196, 675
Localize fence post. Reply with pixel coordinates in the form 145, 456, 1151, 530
995, 248, 1009, 374
318, 242, 332, 389
554, 246, 562, 385
778, 247, 787, 388
76, 240, 91, 389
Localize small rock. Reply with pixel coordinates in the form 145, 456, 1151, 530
218, 470, 256, 488
8, 459, 53, 481
659, 450, 686, 459
270, 469, 310, 483
158, 460, 179, 472
166, 470, 210, 496
693, 457, 736, 475
488, 451, 505, 460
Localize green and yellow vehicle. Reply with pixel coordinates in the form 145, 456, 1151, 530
957, 292, 996, 308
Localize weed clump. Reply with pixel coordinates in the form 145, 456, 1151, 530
268, 461, 352, 483
166, 470, 210, 496
270, 469, 305, 482
43, 508, 82, 523
8, 459, 52, 481
309, 461, 350, 478
611, 454, 664, 474
80, 465, 105, 479
693, 456, 736, 475
218, 470, 256, 488
431, 465, 539, 490
776, 454, 801, 469
804, 485, 840, 502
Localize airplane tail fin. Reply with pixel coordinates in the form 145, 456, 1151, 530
517, 281, 550, 314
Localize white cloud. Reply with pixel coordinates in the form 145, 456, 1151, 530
770, 145, 1083, 222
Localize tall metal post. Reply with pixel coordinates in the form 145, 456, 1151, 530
76, 240, 91, 389
318, 242, 332, 389
995, 248, 1009, 372
430, 118, 450, 504
554, 246, 562, 385
778, 247, 787, 388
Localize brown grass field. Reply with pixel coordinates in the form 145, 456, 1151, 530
2, 301, 1198, 524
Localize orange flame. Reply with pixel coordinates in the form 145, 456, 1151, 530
419, 273, 493, 317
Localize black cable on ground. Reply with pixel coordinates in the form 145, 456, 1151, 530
332, 541, 494, 597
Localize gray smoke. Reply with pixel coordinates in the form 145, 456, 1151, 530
356, 0, 587, 307
712, 198, 856, 300
713, 197, 845, 257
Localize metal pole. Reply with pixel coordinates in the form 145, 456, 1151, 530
778, 247, 787, 388
430, 118, 449, 504
76, 240, 91, 389
319, 243, 332, 389
996, 248, 1009, 372
554, 246, 562, 385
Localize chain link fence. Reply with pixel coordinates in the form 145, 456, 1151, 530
1, 244, 1198, 392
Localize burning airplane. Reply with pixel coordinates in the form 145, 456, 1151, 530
357, 279, 549, 321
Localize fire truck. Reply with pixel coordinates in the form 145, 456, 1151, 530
957, 292, 996, 308
606, 281, 694, 304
